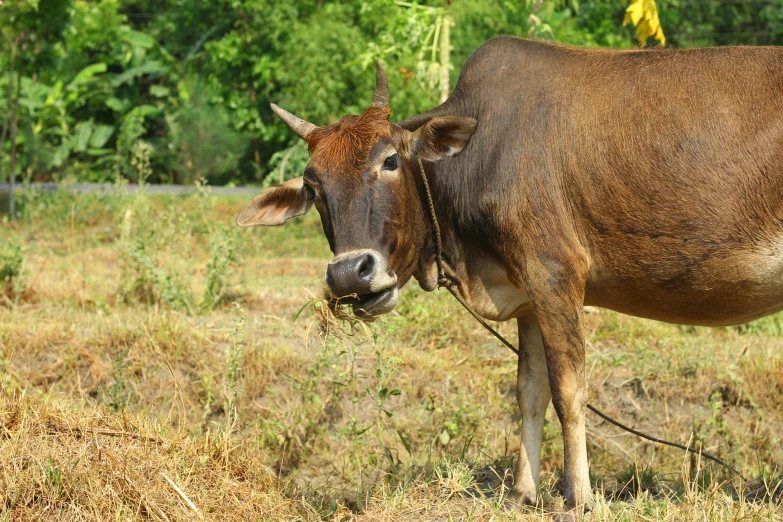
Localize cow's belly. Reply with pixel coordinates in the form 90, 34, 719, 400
586, 239, 783, 326
460, 236, 783, 326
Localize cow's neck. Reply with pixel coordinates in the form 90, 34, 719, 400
417, 160, 533, 321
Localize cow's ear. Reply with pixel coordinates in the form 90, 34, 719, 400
408, 116, 477, 162
237, 177, 314, 227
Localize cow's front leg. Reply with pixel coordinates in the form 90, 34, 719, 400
508, 314, 551, 506
527, 258, 592, 516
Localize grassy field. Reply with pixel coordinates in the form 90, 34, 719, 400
1, 186, 782, 521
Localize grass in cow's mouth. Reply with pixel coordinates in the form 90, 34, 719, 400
322, 289, 392, 323
1, 190, 782, 521
321, 292, 366, 321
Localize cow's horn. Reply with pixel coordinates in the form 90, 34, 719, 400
270, 103, 318, 140
372, 60, 390, 108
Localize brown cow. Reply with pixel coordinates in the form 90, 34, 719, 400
238, 37, 783, 517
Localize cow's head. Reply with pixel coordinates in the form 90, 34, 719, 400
238, 62, 476, 317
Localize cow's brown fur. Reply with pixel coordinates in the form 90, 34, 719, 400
306, 106, 392, 175
243, 37, 783, 518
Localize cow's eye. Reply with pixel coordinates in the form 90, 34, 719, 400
303, 184, 316, 200
382, 153, 400, 171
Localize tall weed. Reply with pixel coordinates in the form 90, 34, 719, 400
196, 180, 240, 310
224, 302, 245, 430
117, 156, 195, 311
117, 147, 239, 312
262, 299, 409, 488
106, 347, 131, 413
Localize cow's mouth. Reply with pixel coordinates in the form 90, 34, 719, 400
323, 250, 399, 319
341, 286, 399, 318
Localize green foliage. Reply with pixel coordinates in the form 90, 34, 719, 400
531, 0, 637, 47
264, 141, 309, 188
166, 80, 250, 185
2, 0, 532, 187
116, 155, 240, 312
1, 0, 72, 75
8, 0, 783, 190
658, 0, 783, 48
0, 238, 25, 298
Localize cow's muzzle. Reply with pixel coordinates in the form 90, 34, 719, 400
325, 249, 398, 317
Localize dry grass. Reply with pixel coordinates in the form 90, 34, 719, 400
2, 393, 780, 521
0, 392, 305, 521
1, 189, 782, 520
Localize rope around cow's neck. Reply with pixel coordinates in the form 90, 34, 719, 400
414, 158, 744, 479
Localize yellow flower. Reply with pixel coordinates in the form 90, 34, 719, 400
624, 0, 666, 47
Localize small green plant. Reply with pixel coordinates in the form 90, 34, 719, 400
224, 302, 245, 430
0, 238, 24, 299
45, 457, 63, 498
369, 327, 402, 470
337, 331, 368, 485
200, 374, 215, 427
118, 153, 156, 304
256, 299, 338, 468
615, 462, 660, 499
129, 141, 154, 186
119, 233, 157, 304
203, 227, 239, 309
119, 230, 195, 311
216, 302, 246, 468
107, 347, 130, 412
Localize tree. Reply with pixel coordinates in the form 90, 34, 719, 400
1, 0, 72, 216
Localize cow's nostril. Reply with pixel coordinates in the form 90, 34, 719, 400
325, 270, 335, 292
357, 254, 375, 278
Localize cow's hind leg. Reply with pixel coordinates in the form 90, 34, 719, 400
508, 314, 551, 506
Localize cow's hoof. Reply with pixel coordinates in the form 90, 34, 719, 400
553, 501, 594, 522
504, 489, 537, 510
